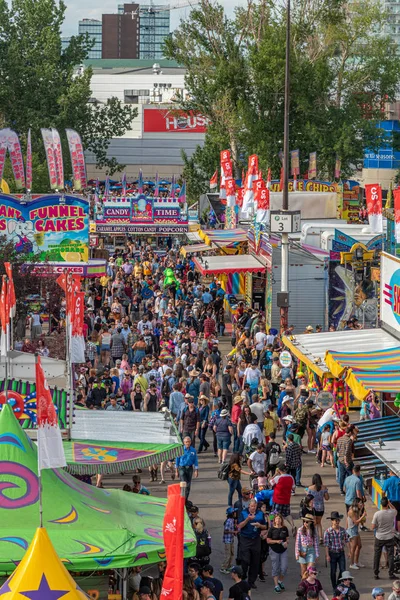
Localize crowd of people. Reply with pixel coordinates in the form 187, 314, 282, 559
19, 236, 400, 599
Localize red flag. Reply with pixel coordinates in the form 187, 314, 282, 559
257, 187, 270, 210
365, 183, 383, 233
4, 263, 15, 318
56, 273, 67, 291
0, 276, 7, 357
209, 170, 218, 190
236, 187, 244, 208
394, 188, 400, 244
36, 355, 66, 471
66, 273, 81, 316
161, 484, 185, 600
279, 167, 284, 192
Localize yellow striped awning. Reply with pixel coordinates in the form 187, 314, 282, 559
346, 367, 400, 401
325, 347, 400, 379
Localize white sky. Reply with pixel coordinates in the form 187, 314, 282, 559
62, 0, 248, 36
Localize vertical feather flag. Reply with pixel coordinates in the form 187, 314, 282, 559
365, 184, 383, 234
161, 484, 185, 600
51, 128, 64, 190
7, 129, 25, 190
4, 263, 16, 319
138, 169, 144, 194
122, 172, 127, 199
154, 172, 160, 197
393, 187, 400, 244
36, 355, 66, 471
26, 128, 32, 191
105, 175, 110, 199
210, 169, 218, 190
0, 275, 9, 357
178, 180, 186, 204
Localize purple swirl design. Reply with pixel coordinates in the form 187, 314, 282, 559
144, 527, 163, 540
52, 469, 110, 504
133, 552, 148, 563
0, 462, 39, 509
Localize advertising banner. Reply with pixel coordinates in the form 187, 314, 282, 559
380, 251, 400, 333
66, 129, 87, 191
0, 193, 89, 261
143, 108, 209, 133
51, 128, 64, 190
6, 129, 25, 189
269, 178, 335, 193
365, 183, 383, 233
0, 132, 7, 184
131, 195, 153, 221
96, 223, 188, 234
41, 128, 58, 190
26, 128, 32, 191
291, 149, 300, 176
309, 152, 317, 179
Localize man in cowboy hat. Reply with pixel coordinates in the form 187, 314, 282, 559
305, 325, 314, 333
324, 511, 349, 592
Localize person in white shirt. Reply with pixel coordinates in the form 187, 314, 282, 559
255, 331, 267, 353
242, 414, 263, 447
250, 399, 266, 428
248, 444, 267, 475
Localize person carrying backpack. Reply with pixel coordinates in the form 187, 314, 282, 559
193, 517, 212, 567
265, 432, 282, 476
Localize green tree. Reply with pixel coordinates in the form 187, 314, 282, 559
0, 0, 137, 185
165, 0, 400, 189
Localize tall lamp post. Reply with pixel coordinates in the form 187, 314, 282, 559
280, 0, 291, 333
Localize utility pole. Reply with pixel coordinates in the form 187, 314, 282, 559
280, 0, 290, 334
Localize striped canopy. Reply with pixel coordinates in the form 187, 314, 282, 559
325, 346, 400, 378
346, 367, 400, 401
199, 228, 248, 246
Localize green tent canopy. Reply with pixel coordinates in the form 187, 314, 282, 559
0, 404, 195, 576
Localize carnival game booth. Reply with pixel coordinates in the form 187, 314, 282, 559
0, 405, 195, 594
64, 409, 183, 475
0, 192, 107, 277
193, 253, 266, 315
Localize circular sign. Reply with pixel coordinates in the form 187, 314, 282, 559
317, 391, 334, 409
279, 351, 292, 368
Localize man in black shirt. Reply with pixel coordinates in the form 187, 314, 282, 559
228, 566, 251, 600
222, 366, 233, 410
202, 565, 223, 600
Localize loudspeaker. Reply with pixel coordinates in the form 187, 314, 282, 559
277, 292, 289, 307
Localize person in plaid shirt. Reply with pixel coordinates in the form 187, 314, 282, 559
285, 434, 303, 487
220, 507, 236, 573
324, 511, 349, 592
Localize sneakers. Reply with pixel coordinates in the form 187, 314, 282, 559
356, 563, 365, 568
279, 582, 285, 590
219, 568, 230, 574
274, 586, 281, 593
159, 479, 166, 485
349, 564, 359, 570
258, 576, 267, 582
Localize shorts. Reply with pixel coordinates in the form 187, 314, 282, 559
272, 503, 291, 517
314, 510, 324, 517
298, 548, 316, 564
217, 437, 231, 450
322, 444, 331, 451
101, 345, 111, 351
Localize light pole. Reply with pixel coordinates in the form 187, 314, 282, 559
280, 0, 290, 333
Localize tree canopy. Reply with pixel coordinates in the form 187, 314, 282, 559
164, 0, 400, 201
0, 0, 137, 184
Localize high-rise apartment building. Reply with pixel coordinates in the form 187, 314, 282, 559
102, 3, 140, 59
383, 0, 400, 49
139, 5, 170, 59
79, 19, 102, 59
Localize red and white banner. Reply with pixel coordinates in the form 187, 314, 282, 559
26, 128, 32, 191
0, 130, 8, 184
226, 178, 236, 208
143, 108, 209, 133
219, 150, 230, 201
236, 186, 244, 208
266, 168, 272, 190
52, 129, 64, 190
4, 263, 16, 319
221, 150, 232, 179
6, 129, 25, 190
66, 129, 87, 191
71, 291, 85, 363
210, 169, 218, 190
394, 188, 400, 244
161, 484, 185, 600
36, 355, 66, 471
242, 154, 259, 216
254, 180, 270, 223
0, 276, 9, 357
365, 183, 383, 233
41, 128, 58, 190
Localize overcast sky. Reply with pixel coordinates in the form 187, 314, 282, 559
62, 0, 248, 36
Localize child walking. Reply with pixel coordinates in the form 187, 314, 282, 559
220, 507, 236, 574
319, 424, 334, 467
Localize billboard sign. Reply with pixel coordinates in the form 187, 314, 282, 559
0, 193, 89, 262
96, 196, 188, 233
380, 252, 400, 332
143, 108, 209, 133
